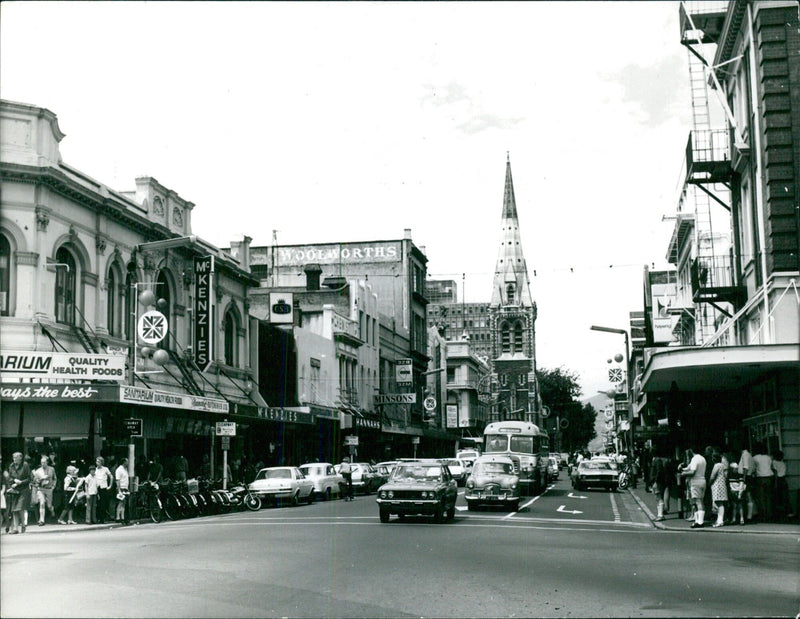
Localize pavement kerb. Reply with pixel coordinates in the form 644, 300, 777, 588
626, 486, 800, 535
1, 519, 150, 536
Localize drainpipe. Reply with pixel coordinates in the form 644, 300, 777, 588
748, 4, 772, 343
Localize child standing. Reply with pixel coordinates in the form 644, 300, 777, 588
84, 465, 98, 524
57, 465, 81, 525
728, 462, 746, 525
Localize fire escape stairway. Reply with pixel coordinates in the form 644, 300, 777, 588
70, 325, 100, 354
166, 349, 205, 396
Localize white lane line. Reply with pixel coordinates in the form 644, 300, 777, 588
503, 483, 555, 519
609, 491, 621, 522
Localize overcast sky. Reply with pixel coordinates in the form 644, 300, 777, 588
1, 1, 698, 400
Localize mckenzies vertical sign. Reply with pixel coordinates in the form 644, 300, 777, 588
194, 255, 214, 371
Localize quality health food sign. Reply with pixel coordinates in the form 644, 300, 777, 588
0, 351, 126, 382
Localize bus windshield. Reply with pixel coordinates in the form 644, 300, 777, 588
510, 435, 535, 454
485, 434, 509, 453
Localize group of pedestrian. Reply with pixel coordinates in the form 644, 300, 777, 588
646, 443, 793, 528
2, 453, 131, 534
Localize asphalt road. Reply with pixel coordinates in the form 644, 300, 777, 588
2, 476, 798, 618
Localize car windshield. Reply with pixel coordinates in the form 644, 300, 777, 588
443, 459, 460, 467
581, 462, 613, 471
255, 469, 291, 480
474, 461, 513, 475
392, 465, 442, 482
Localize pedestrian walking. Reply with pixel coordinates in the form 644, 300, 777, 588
679, 447, 707, 528
115, 458, 130, 524
709, 451, 728, 527
648, 450, 669, 521
84, 465, 98, 524
738, 446, 755, 522
95, 457, 113, 524
57, 465, 82, 525
752, 444, 773, 522
32, 454, 57, 526
771, 450, 794, 521
340, 456, 353, 501
6, 452, 31, 534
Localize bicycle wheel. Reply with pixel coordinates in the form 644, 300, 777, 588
149, 495, 163, 523
163, 494, 182, 520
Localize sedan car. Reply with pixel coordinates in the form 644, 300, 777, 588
571, 460, 619, 491
248, 466, 316, 505
547, 455, 560, 481
298, 463, 344, 501
439, 458, 467, 486
334, 462, 377, 494
376, 460, 458, 523
464, 455, 521, 511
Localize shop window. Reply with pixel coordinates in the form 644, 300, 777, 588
0, 234, 10, 316
54, 246, 77, 325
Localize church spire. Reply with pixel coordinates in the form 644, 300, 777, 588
491, 155, 533, 307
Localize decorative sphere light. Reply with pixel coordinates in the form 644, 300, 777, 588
614, 353, 624, 363
139, 290, 156, 307
152, 349, 169, 366
156, 298, 168, 311
139, 346, 151, 358
607, 359, 613, 364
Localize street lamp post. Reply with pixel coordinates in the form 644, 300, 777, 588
590, 325, 633, 453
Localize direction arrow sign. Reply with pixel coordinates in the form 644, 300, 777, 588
557, 505, 583, 515
567, 492, 587, 499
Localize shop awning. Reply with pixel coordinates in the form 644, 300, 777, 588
640, 343, 799, 393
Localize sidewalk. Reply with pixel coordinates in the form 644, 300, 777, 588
1, 518, 148, 536
628, 485, 800, 535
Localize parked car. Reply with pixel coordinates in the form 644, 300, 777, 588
456, 449, 481, 470
334, 462, 377, 494
376, 461, 399, 476
570, 459, 619, 491
464, 454, 520, 511
376, 459, 458, 523
559, 453, 569, 468
439, 458, 467, 486
248, 466, 316, 505
547, 455, 560, 481
298, 463, 344, 501
372, 464, 391, 488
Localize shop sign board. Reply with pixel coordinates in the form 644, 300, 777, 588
262, 407, 314, 425
0, 383, 119, 402
194, 254, 215, 371
221, 436, 231, 450
374, 393, 416, 405
0, 351, 126, 382
269, 292, 294, 325
445, 404, 458, 428
344, 435, 359, 446
119, 386, 229, 413
137, 311, 168, 345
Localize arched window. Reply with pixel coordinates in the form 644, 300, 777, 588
54, 247, 77, 325
223, 308, 238, 366
513, 322, 523, 354
0, 234, 10, 316
124, 266, 137, 340
155, 270, 171, 349
501, 322, 510, 354
107, 268, 117, 336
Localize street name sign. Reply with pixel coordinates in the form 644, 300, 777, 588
124, 418, 143, 437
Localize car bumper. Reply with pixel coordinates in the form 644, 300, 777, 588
464, 490, 519, 504
250, 489, 293, 500
376, 498, 441, 515
575, 477, 617, 487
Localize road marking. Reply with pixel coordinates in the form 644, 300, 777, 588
557, 505, 583, 515
609, 491, 621, 522
567, 492, 587, 499
503, 482, 555, 519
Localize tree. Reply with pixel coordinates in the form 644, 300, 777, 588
536, 366, 596, 453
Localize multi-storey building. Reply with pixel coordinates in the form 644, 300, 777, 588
637, 2, 800, 511
0, 100, 266, 477
427, 299, 492, 361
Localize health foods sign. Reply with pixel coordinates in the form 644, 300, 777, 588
0, 352, 126, 382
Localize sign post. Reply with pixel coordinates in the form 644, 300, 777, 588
216, 421, 236, 489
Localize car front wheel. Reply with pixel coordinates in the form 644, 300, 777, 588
434, 503, 445, 524
379, 507, 390, 523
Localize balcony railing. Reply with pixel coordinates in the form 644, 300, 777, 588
679, 1, 728, 45
685, 130, 732, 185
691, 254, 746, 307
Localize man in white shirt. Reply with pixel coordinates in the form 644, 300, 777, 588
680, 448, 708, 528
738, 447, 754, 521
95, 457, 113, 524
752, 445, 773, 522
115, 458, 130, 524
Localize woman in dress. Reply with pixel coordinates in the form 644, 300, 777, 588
6, 452, 32, 534
709, 450, 728, 527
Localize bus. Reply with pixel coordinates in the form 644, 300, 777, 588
482, 420, 549, 495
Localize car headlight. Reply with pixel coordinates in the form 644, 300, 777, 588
420, 491, 428, 499
379, 491, 387, 499
510, 482, 517, 490
387, 491, 394, 498
466, 480, 474, 489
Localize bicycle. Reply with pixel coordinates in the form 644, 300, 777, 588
130, 480, 163, 523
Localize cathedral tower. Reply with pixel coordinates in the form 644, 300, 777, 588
489, 155, 539, 422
